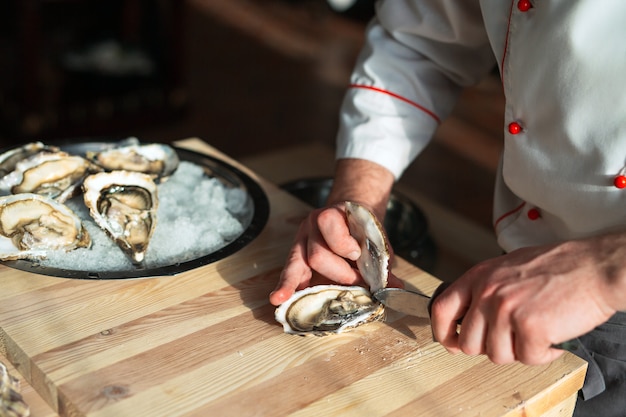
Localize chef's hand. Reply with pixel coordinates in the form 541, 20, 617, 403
269, 158, 399, 306
270, 204, 361, 306
430, 232, 626, 365
269, 202, 404, 306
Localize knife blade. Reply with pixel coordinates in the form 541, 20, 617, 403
371, 287, 433, 319
372, 284, 577, 352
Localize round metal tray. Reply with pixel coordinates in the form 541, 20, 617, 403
0, 139, 270, 279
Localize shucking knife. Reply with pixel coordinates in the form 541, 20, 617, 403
371, 284, 446, 321
372, 283, 579, 351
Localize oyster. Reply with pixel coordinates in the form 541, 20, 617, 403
86, 141, 179, 180
275, 201, 390, 335
0, 151, 100, 202
83, 171, 158, 264
0, 141, 59, 179
0, 193, 91, 261
275, 285, 385, 336
0, 361, 30, 417
345, 201, 390, 293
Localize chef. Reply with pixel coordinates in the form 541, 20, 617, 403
270, 1, 626, 415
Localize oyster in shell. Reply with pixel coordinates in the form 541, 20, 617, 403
0, 141, 59, 179
275, 201, 390, 335
83, 171, 158, 264
0, 193, 91, 261
0, 151, 99, 202
275, 285, 385, 336
86, 141, 179, 180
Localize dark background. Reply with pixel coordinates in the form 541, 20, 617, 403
0, 0, 503, 230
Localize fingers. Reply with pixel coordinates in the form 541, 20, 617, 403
317, 207, 361, 261
514, 340, 566, 365
430, 265, 568, 366
270, 229, 312, 306
271, 205, 405, 308
430, 281, 470, 354
271, 207, 363, 306
482, 315, 515, 364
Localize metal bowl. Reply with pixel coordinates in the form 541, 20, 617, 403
281, 177, 436, 271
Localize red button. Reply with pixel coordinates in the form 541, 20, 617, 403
508, 121, 523, 135
517, 0, 533, 12
527, 208, 541, 220
614, 175, 626, 189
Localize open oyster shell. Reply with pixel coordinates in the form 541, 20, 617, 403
83, 170, 158, 264
345, 201, 390, 293
275, 285, 385, 336
86, 140, 179, 180
275, 201, 390, 335
0, 151, 100, 203
0, 141, 59, 179
0, 193, 91, 261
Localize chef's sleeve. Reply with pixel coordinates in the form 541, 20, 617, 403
336, 0, 497, 179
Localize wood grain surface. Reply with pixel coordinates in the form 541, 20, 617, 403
0, 138, 586, 417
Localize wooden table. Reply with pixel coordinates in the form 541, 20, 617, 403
0, 138, 586, 417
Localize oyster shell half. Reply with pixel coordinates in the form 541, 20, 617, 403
275, 285, 384, 336
0, 151, 100, 202
345, 201, 390, 293
0, 141, 59, 179
86, 141, 179, 180
0, 193, 91, 261
275, 201, 391, 335
83, 171, 158, 264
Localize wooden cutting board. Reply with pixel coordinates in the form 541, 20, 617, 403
0, 138, 586, 417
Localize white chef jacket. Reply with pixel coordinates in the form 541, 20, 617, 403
336, 0, 626, 252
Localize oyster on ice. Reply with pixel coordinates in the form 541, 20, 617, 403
0, 193, 91, 261
275, 201, 390, 335
0, 151, 100, 202
0, 141, 59, 178
83, 171, 158, 264
86, 141, 179, 180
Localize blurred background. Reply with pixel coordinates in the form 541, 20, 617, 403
0, 0, 369, 154
0, 0, 504, 231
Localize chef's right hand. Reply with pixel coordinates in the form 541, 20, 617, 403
269, 203, 363, 306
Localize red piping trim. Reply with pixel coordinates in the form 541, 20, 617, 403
500, 1, 516, 86
349, 84, 441, 124
493, 201, 526, 229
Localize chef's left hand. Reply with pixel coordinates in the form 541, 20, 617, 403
430, 232, 626, 365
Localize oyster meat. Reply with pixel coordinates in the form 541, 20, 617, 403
275, 285, 385, 336
275, 201, 391, 335
86, 141, 179, 180
83, 171, 158, 264
0, 193, 91, 261
0, 151, 99, 202
0, 141, 59, 179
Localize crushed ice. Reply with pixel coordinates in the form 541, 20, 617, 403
39, 161, 250, 273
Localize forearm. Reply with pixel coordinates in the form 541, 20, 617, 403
326, 158, 395, 220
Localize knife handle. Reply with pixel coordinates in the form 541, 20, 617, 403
426, 281, 451, 318
551, 339, 580, 351
428, 282, 576, 352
